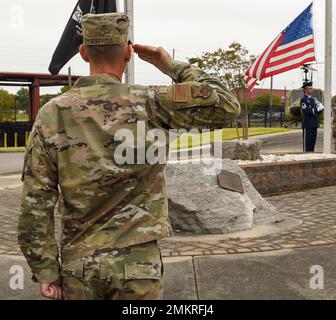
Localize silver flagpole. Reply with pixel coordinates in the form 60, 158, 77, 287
323, 0, 333, 154
124, 0, 135, 84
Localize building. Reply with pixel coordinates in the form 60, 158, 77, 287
238, 88, 287, 105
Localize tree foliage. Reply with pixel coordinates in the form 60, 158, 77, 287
189, 42, 256, 139
188, 42, 256, 93
16, 88, 29, 113
40, 94, 54, 107
59, 86, 70, 94
0, 89, 15, 122
252, 93, 282, 109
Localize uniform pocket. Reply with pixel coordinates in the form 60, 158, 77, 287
124, 263, 161, 280
61, 259, 84, 278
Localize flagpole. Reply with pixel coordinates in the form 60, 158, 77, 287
68, 66, 72, 88
323, 0, 333, 154
124, 0, 135, 84
269, 76, 274, 128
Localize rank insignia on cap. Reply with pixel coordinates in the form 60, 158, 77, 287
191, 85, 213, 99
174, 85, 188, 103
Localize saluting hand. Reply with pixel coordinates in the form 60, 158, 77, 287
132, 44, 173, 75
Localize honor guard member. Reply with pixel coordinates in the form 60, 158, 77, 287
18, 13, 241, 300
301, 81, 324, 152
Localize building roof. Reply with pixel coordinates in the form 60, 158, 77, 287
0, 72, 81, 87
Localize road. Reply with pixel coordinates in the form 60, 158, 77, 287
259, 129, 324, 154
0, 129, 329, 177
0, 153, 24, 176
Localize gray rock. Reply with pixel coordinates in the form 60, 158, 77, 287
212, 140, 262, 161
166, 159, 282, 235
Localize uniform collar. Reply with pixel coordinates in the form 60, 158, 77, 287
73, 73, 122, 88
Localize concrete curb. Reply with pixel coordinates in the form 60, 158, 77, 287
0, 172, 22, 177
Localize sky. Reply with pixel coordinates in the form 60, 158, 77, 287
0, 0, 335, 95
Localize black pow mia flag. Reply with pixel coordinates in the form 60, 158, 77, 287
48, 0, 117, 75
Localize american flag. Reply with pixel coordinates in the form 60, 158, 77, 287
244, 3, 315, 92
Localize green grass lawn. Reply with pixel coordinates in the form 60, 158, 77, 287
16, 114, 29, 121
171, 127, 291, 150
0, 147, 25, 153
0, 127, 291, 153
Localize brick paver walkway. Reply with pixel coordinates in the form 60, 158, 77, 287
1, 186, 336, 257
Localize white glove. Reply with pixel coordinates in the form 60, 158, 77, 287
317, 103, 325, 112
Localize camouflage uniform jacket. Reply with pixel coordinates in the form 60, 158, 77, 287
18, 60, 240, 283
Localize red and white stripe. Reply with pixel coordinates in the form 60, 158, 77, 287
242, 75, 257, 93
246, 34, 283, 81
264, 34, 315, 77
245, 34, 315, 83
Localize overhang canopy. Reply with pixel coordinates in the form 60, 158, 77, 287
0, 71, 81, 122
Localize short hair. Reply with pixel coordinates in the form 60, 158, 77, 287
85, 43, 126, 65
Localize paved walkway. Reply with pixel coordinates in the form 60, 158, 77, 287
1, 184, 336, 257
1, 183, 336, 300
160, 185, 336, 257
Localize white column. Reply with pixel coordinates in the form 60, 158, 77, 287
124, 0, 135, 84
323, 0, 333, 154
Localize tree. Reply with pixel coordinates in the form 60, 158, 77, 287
252, 93, 282, 109
40, 94, 54, 107
16, 88, 29, 113
189, 42, 256, 139
39, 86, 70, 107
189, 42, 255, 92
0, 89, 15, 122
59, 86, 70, 94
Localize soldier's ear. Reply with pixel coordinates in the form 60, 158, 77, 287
124, 43, 132, 64
79, 44, 90, 63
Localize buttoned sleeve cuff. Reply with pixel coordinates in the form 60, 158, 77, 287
31, 269, 61, 284
165, 60, 190, 83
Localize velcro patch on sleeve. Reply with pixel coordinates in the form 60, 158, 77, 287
191, 84, 213, 99
173, 84, 188, 103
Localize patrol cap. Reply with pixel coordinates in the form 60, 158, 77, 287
81, 13, 129, 46
302, 81, 313, 89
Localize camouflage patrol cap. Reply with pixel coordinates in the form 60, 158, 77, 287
81, 13, 129, 46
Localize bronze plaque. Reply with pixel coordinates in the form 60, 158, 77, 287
217, 170, 245, 194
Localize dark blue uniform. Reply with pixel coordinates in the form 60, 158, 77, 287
301, 94, 323, 152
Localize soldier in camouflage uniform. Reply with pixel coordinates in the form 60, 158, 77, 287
18, 13, 240, 300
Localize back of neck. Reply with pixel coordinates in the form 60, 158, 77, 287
90, 64, 124, 82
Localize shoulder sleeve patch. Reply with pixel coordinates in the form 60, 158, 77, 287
191, 84, 213, 99
173, 84, 188, 103
154, 82, 219, 113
